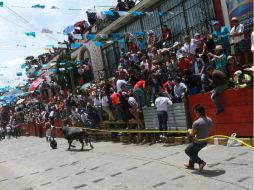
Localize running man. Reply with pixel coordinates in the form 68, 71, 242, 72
184, 104, 212, 172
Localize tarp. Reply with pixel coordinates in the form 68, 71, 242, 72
28, 78, 44, 92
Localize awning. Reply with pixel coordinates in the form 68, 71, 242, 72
16, 98, 25, 105
28, 78, 45, 92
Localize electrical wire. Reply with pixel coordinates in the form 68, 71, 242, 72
3, 4, 60, 42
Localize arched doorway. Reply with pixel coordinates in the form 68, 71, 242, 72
78, 47, 94, 84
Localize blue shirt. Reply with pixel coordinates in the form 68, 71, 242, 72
212, 54, 227, 75
212, 26, 230, 45
137, 40, 146, 51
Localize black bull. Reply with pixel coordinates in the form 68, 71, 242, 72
60, 126, 94, 150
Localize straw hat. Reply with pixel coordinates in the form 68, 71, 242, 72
173, 41, 181, 48
227, 55, 234, 61
214, 45, 223, 51
231, 17, 238, 22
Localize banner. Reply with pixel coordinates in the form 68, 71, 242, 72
226, 0, 253, 31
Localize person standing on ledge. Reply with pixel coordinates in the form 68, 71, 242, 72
184, 104, 212, 172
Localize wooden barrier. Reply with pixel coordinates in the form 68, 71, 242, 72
188, 88, 253, 137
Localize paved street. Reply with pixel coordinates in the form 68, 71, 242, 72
0, 137, 253, 190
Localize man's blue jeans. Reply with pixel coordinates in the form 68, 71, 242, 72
185, 142, 207, 167
211, 83, 228, 111
133, 88, 145, 108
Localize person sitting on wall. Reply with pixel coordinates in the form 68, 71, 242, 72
207, 65, 228, 115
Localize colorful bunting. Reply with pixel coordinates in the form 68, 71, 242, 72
94, 41, 104, 47
86, 34, 96, 40
131, 11, 143, 16
31, 4, 45, 9
16, 72, 22, 76
25, 32, 36, 38
71, 43, 81, 49
103, 10, 114, 16
21, 63, 27, 69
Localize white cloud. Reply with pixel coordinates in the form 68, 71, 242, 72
0, 0, 116, 87
0, 58, 27, 88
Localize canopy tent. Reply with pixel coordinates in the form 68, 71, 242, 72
28, 78, 44, 92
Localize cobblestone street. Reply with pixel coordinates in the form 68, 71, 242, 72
0, 137, 253, 190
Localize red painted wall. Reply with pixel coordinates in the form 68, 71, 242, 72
188, 88, 253, 137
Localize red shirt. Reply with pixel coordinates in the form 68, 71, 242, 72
161, 81, 174, 93
178, 58, 190, 73
110, 92, 120, 106
134, 80, 146, 89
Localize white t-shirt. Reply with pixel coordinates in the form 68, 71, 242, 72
184, 39, 196, 55
155, 97, 172, 111
128, 97, 138, 107
116, 79, 127, 92
101, 96, 109, 107
230, 24, 244, 44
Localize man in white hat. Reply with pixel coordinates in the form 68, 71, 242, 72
208, 45, 227, 75
230, 17, 248, 66
212, 20, 230, 55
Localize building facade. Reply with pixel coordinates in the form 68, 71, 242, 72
100, 0, 216, 77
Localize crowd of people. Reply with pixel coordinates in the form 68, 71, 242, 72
116, 0, 136, 11
0, 15, 253, 141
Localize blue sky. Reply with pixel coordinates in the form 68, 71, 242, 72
0, 0, 116, 88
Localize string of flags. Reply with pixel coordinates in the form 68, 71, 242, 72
24, 32, 36, 38
0, 1, 184, 17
